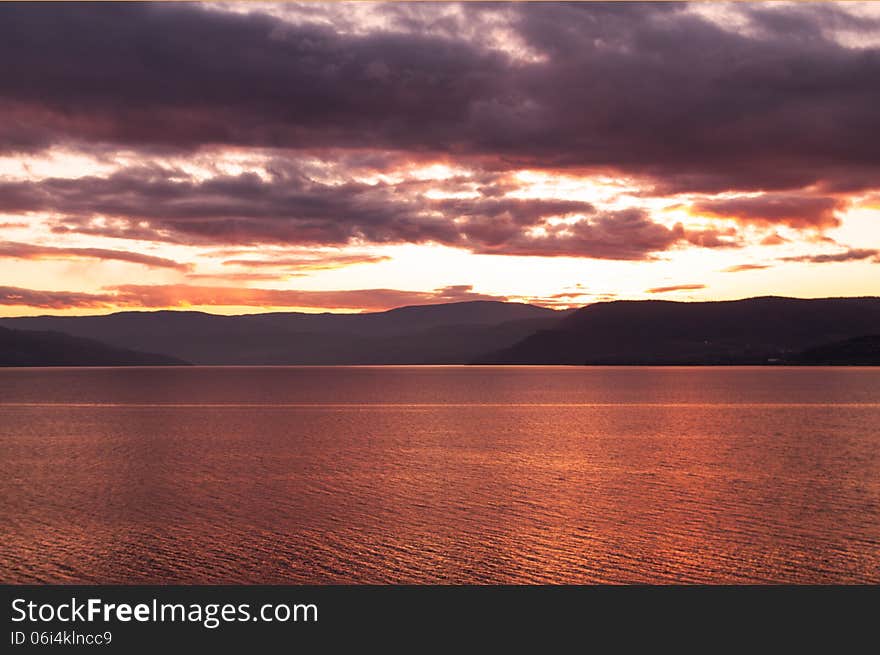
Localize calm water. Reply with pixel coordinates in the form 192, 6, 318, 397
1, 366, 878, 584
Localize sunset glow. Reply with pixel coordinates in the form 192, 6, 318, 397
1, 1, 879, 316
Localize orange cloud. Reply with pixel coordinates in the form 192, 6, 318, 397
691, 194, 845, 229
222, 254, 390, 271
760, 232, 788, 246
646, 284, 706, 294
0, 286, 117, 310
0, 283, 508, 312
185, 272, 292, 283
0, 241, 190, 270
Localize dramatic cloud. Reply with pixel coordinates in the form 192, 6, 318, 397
0, 3, 878, 195
0, 3, 507, 155
0, 286, 118, 310
471, 209, 735, 259
646, 284, 707, 294
780, 248, 880, 264
0, 167, 465, 247
0, 283, 507, 311
222, 254, 390, 271
0, 167, 723, 259
0, 241, 190, 270
0, 2, 878, 315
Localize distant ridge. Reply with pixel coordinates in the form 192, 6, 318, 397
0, 301, 565, 365
475, 296, 880, 365
4, 297, 879, 366
0, 326, 187, 366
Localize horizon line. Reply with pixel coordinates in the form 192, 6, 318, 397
3, 294, 880, 321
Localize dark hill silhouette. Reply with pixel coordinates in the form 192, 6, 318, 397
0, 326, 187, 366
0, 301, 564, 365
793, 334, 880, 365
5, 297, 879, 366
476, 297, 880, 365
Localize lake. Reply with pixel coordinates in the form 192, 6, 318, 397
1, 366, 878, 584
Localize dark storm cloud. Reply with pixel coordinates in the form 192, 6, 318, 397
500, 1, 880, 193
1, 2, 879, 195
0, 3, 507, 153
1, 166, 718, 259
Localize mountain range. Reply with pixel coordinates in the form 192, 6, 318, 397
477, 296, 880, 364
0, 301, 560, 365
0, 325, 186, 366
1, 296, 879, 366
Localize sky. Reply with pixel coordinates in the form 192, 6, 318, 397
1, 1, 879, 316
